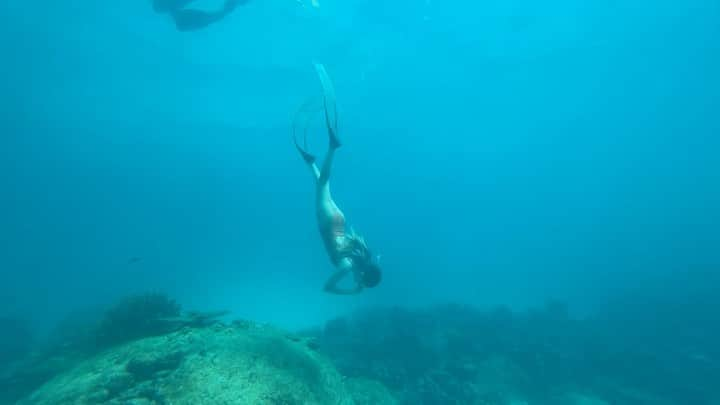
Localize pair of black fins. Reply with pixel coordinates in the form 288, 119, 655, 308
154, 0, 248, 32
294, 63, 340, 164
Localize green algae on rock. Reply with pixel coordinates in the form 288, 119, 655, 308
19, 322, 397, 405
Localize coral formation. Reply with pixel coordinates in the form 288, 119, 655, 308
93, 292, 182, 349
0, 293, 233, 404
314, 303, 718, 405
17, 322, 397, 405
4, 292, 718, 404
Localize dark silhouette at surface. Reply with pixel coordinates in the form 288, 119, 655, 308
152, 0, 248, 31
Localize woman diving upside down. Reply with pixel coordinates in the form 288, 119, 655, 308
294, 64, 382, 295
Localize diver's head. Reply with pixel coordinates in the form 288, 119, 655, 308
343, 230, 381, 288
359, 263, 382, 288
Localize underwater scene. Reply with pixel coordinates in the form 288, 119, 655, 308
1, 0, 719, 404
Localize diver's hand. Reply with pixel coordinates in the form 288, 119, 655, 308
324, 268, 363, 295
324, 284, 363, 295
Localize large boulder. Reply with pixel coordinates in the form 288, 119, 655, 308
19, 321, 396, 405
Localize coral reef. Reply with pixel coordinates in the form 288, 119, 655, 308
5, 291, 718, 404
314, 303, 718, 405
93, 292, 182, 349
0, 293, 233, 404
17, 322, 397, 405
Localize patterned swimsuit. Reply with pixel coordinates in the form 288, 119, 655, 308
319, 209, 347, 267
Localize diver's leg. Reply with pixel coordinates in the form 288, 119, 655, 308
315, 62, 343, 214
295, 139, 339, 233
299, 64, 343, 222
315, 138, 345, 216
317, 146, 344, 221
318, 146, 336, 187
309, 162, 321, 182
315, 62, 342, 186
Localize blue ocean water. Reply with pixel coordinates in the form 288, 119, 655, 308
1, 0, 719, 403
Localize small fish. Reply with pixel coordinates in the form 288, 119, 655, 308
127, 257, 143, 265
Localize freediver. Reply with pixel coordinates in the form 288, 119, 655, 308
152, 0, 248, 31
294, 64, 383, 295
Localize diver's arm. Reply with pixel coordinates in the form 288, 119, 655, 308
324, 260, 363, 295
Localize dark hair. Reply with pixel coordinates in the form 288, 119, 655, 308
341, 231, 381, 288
361, 264, 382, 288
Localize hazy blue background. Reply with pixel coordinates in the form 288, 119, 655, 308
1, 0, 718, 333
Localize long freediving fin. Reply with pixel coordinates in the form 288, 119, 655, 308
292, 97, 322, 164
313, 63, 341, 148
